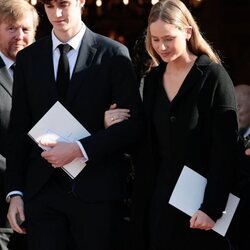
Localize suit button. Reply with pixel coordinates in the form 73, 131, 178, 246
170, 116, 176, 123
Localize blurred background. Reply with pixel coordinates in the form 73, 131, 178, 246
30, 0, 250, 86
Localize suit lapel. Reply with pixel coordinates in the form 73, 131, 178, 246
0, 56, 13, 96
66, 28, 97, 105
37, 37, 58, 107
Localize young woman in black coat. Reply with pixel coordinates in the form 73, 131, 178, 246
105, 0, 239, 249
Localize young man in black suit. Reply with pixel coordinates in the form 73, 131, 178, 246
0, 0, 39, 249
5, 0, 143, 249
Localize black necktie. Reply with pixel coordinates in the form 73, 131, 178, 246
10, 63, 16, 72
56, 44, 71, 103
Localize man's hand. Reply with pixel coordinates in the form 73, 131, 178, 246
190, 210, 215, 230
7, 196, 26, 234
41, 141, 83, 168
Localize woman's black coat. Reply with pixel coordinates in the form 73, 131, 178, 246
131, 55, 239, 250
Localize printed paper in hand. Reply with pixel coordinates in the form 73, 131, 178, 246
28, 101, 91, 178
169, 165, 240, 236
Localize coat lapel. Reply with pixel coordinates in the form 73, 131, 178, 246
144, 55, 212, 111
0, 56, 13, 96
67, 28, 97, 105
37, 37, 58, 107
171, 55, 211, 106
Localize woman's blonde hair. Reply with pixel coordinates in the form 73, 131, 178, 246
145, 0, 221, 65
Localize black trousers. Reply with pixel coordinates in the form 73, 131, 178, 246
25, 173, 127, 250
8, 232, 28, 250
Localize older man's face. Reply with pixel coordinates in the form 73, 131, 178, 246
0, 13, 35, 61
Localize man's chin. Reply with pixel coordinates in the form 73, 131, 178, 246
13, 45, 26, 52
12, 48, 24, 57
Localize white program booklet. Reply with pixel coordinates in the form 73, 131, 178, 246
169, 165, 240, 236
28, 101, 91, 178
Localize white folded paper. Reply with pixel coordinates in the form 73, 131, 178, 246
28, 101, 91, 178
169, 165, 240, 236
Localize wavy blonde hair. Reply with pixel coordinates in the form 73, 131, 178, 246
145, 0, 221, 66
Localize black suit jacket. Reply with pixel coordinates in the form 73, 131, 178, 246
0, 56, 13, 227
0, 56, 12, 163
5, 28, 143, 202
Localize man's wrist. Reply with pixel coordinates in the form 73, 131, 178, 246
6, 194, 22, 203
76, 141, 88, 162
6, 192, 23, 203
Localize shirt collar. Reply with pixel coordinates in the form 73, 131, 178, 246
52, 22, 86, 52
0, 51, 15, 69
244, 127, 250, 137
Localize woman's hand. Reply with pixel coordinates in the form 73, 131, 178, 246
104, 103, 130, 129
190, 210, 215, 230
